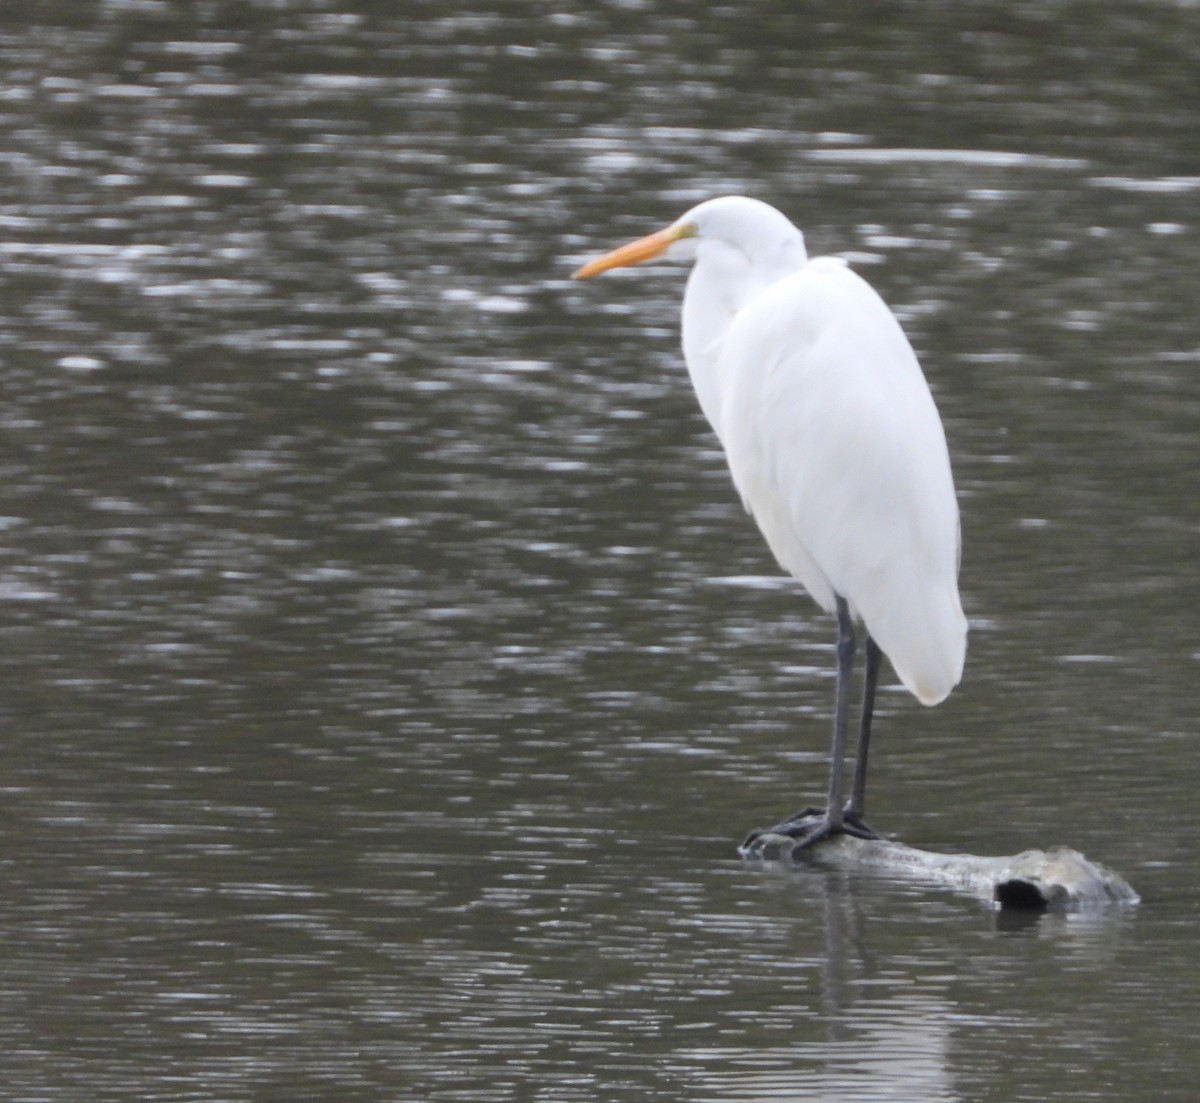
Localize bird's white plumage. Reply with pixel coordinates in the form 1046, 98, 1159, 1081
576, 195, 967, 709
674, 197, 966, 706
714, 257, 964, 704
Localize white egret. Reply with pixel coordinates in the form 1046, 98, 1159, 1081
573, 196, 967, 852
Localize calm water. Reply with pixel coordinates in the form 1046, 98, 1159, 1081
0, 2, 1198, 1100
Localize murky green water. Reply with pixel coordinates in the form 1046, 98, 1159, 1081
0, 2, 1197, 1100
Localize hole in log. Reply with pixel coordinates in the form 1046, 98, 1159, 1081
994, 878, 1049, 911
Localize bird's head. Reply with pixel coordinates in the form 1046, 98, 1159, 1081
573, 195, 805, 280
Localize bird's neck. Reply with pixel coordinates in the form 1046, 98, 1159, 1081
681, 237, 806, 437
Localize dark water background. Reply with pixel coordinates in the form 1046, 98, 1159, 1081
0, 2, 1198, 1100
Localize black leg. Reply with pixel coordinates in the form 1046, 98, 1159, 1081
740, 598, 879, 855
845, 634, 881, 830
781, 598, 858, 851
822, 597, 856, 831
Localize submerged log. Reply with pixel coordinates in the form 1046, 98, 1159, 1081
741, 831, 1140, 911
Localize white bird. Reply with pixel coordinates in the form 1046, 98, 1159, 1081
573, 196, 967, 852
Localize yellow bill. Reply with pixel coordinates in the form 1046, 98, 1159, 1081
573, 224, 693, 280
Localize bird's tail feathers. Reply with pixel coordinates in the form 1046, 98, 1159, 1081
868, 585, 967, 707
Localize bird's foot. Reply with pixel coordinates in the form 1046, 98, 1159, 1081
841, 809, 879, 841
740, 805, 879, 859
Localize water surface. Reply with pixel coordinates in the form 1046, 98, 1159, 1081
0, 3, 1198, 1100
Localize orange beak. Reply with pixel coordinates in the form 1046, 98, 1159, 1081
573, 224, 690, 280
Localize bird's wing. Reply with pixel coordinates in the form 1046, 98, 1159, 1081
715, 258, 966, 703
